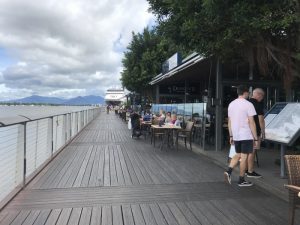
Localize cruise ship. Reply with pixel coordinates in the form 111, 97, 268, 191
104, 88, 126, 105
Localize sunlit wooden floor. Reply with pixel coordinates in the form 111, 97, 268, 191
0, 112, 295, 225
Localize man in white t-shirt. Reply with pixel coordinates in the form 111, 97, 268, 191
224, 85, 258, 187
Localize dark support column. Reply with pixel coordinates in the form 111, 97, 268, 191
249, 63, 253, 97
155, 85, 160, 104
266, 87, 270, 110
280, 144, 286, 178
215, 58, 223, 151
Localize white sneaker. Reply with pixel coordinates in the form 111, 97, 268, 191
224, 172, 231, 185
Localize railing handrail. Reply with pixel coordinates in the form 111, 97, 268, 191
0, 107, 99, 127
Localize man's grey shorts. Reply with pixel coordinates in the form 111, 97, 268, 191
234, 140, 253, 154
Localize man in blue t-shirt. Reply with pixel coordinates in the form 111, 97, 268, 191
143, 111, 152, 121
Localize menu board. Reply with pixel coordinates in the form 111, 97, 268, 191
265, 103, 300, 145
264, 102, 287, 126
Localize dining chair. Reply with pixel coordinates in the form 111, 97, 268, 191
176, 121, 194, 150
151, 119, 165, 148
284, 155, 300, 225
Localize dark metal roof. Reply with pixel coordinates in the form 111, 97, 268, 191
150, 53, 207, 85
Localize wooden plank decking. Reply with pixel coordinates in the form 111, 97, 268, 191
0, 112, 296, 224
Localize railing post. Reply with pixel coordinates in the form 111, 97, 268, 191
51, 117, 54, 157
70, 113, 72, 138
76, 112, 79, 133
35, 120, 39, 170
64, 114, 67, 144
81, 111, 84, 128
23, 122, 27, 187
82, 110, 84, 127
85, 110, 87, 125
83, 110, 85, 126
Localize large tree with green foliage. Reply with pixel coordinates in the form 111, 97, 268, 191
121, 28, 180, 98
148, 0, 300, 99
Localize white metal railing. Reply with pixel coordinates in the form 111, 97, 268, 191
0, 124, 23, 203
0, 107, 101, 209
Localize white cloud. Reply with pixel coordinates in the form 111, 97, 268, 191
0, 84, 33, 101
0, 0, 154, 99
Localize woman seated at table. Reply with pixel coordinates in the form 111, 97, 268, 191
167, 114, 181, 127
165, 111, 172, 123
153, 109, 166, 122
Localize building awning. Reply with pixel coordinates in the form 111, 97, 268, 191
149, 52, 283, 88
149, 53, 209, 85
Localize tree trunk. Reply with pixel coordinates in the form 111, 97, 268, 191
283, 47, 293, 102
248, 47, 255, 81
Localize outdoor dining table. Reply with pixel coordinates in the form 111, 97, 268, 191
151, 124, 182, 151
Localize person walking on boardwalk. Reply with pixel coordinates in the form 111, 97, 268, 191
106, 105, 110, 114
130, 110, 141, 138
246, 88, 265, 178
224, 85, 258, 187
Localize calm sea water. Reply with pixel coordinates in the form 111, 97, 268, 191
0, 105, 96, 117
0, 105, 97, 125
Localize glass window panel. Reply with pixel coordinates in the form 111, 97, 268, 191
177, 104, 185, 115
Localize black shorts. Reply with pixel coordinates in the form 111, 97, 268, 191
234, 140, 253, 154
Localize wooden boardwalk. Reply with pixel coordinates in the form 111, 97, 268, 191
0, 112, 295, 224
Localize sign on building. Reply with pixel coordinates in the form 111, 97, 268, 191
162, 53, 182, 74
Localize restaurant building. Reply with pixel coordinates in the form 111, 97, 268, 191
149, 52, 300, 151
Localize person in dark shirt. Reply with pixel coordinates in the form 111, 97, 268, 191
247, 88, 265, 178
143, 110, 152, 121
130, 111, 141, 138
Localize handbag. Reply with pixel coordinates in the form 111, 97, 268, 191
228, 144, 236, 158
128, 118, 132, 130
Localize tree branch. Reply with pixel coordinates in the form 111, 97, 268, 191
265, 46, 285, 68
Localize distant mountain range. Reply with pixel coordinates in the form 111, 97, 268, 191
2, 95, 104, 105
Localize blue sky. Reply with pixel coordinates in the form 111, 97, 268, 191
0, 48, 16, 69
